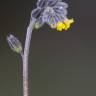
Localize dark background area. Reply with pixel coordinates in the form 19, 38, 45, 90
0, 0, 96, 96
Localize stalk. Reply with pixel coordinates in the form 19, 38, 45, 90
22, 19, 36, 96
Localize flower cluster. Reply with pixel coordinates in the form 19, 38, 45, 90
31, 0, 74, 31
56, 18, 74, 31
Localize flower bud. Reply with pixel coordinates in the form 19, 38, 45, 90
7, 34, 22, 54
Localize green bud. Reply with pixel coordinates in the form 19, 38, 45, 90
34, 16, 44, 29
34, 22, 41, 29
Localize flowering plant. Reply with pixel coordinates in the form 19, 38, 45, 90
7, 0, 74, 96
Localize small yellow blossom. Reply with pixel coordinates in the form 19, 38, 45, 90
56, 22, 66, 31
63, 18, 74, 30
50, 18, 74, 31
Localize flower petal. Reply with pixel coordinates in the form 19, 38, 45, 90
56, 8, 67, 14
37, 0, 47, 8
56, 22, 66, 31
44, 14, 52, 24
54, 8, 67, 20
55, 2, 68, 8
46, 0, 58, 6
31, 8, 43, 19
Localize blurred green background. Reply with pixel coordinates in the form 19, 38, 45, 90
0, 0, 96, 96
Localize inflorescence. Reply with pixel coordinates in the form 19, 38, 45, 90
7, 0, 75, 54
31, 0, 74, 31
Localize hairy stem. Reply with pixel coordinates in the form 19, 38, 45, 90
22, 19, 36, 96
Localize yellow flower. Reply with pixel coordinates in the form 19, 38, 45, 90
50, 18, 74, 31
56, 22, 66, 31
63, 18, 74, 30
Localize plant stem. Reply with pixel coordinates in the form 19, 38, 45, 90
22, 19, 36, 96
